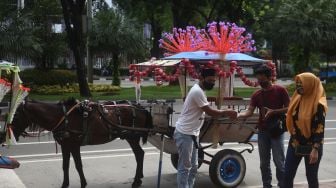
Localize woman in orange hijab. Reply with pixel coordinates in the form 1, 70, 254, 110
282, 73, 328, 188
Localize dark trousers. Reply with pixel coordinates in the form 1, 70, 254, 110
282, 144, 323, 188
258, 131, 285, 188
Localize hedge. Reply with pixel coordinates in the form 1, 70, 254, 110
19, 69, 77, 86
287, 82, 336, 93
31, 84, 121, 95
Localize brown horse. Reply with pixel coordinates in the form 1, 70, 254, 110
11, 98, 153, 188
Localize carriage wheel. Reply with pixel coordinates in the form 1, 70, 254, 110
209, 149, 246, 188
170, 149, 204, 170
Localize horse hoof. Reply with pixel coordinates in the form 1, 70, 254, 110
81, 181, 87, 188
61, 184, 69, 188
132, 179, 142, 188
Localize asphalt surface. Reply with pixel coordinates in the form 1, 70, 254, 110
0, 100, 335, 188
95, 77, 294, 88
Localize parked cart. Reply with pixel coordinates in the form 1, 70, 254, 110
147, 99, 258, 188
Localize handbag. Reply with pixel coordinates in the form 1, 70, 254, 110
294, 144, 312, 156
261, 91, 287, 138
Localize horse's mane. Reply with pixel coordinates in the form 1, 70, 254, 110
58, 97, 80, 106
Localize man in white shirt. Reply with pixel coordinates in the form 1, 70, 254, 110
174, 68, 237, 188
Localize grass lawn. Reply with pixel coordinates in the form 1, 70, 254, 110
28, 86, 257, 101
27, 85, 335, 102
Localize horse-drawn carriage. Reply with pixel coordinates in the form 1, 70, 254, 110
0, 62, 259, 187
7, 96, 259, 188
146, 99, 259, 187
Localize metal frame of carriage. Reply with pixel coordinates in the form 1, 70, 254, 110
144, 98, 259, 188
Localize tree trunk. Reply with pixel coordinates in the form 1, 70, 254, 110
60, 0, 91, 97
112, 53, 120, 86
303, 47, 311, 72
150, 20, 162, 58
171, 0, 188, 28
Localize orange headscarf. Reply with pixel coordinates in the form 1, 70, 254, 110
286, 72, 328, 138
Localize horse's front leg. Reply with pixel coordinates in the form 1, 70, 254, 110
61, 146, 70, 188
126, 137, 144, 188
71, 145, 87, 188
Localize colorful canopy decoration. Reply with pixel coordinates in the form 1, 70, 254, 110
159, 26, 206, 56
203, 22, 256, 54
0, 61, 30, 146
162, 51, 267, 63
129, 21, 276, 104
136, 60, 180, 67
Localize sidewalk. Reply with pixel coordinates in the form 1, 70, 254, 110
93, 77, 294, 88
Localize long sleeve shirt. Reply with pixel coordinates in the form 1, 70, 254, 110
290, 103, 325, 147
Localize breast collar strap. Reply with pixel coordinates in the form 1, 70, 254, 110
52, 103, 80, 132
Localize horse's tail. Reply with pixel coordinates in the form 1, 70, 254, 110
142, 110, 153, 144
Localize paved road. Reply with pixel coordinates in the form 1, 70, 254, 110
0, 101, 335, 188
94, 77, 294, 88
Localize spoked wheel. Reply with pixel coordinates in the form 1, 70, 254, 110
170, 149, 205, 170
209, 149, 246, 188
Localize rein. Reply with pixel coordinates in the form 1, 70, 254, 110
97, 105, 166, 134
52, 102, 81, 132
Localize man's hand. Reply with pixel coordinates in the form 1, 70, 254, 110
222, 110, 238, 121
264, 107, 275, 120
237, 113, 247, 121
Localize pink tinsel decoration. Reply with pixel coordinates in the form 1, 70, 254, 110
203, 22, 256, 54
159, 26, 205, 56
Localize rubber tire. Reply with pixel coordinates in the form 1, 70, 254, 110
209, 149, 246, 188
170, 149, 204, 170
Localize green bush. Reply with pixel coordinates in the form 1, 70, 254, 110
119, 68, 129, 76
31, 84, 120, 95
287, 82, 336, 93
20, 69, 77, 86
327, 77, 336, 83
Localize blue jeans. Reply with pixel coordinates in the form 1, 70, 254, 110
258, 131, 285, 188
174, 130, 198, 188
282, 143, 323, 188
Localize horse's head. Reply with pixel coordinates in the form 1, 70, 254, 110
11, 102, 32, 141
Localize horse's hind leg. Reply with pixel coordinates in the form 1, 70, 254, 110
71, 145, 87, 188
126, 137, 144, 188
61, 146, 70, 188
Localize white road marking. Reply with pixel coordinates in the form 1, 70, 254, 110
14, 127, 336, 146
16, 141, 55, 145
18, 152, 159, 164
10, 147, 157, 158
10, 142, 336, 162
15, 137, 336, 146
0, 169, 26, 188
244, 179, 336, 188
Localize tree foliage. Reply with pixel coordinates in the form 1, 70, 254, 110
114, 0, 272, 58
25, 0, 67, 69
0, 1, 42, 61
268, 0, 336, 72
91, 9, 147, 86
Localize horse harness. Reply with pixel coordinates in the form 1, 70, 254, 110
52, 100, 152, 145
97, 101, 154, 138
52, 101, 82, 143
